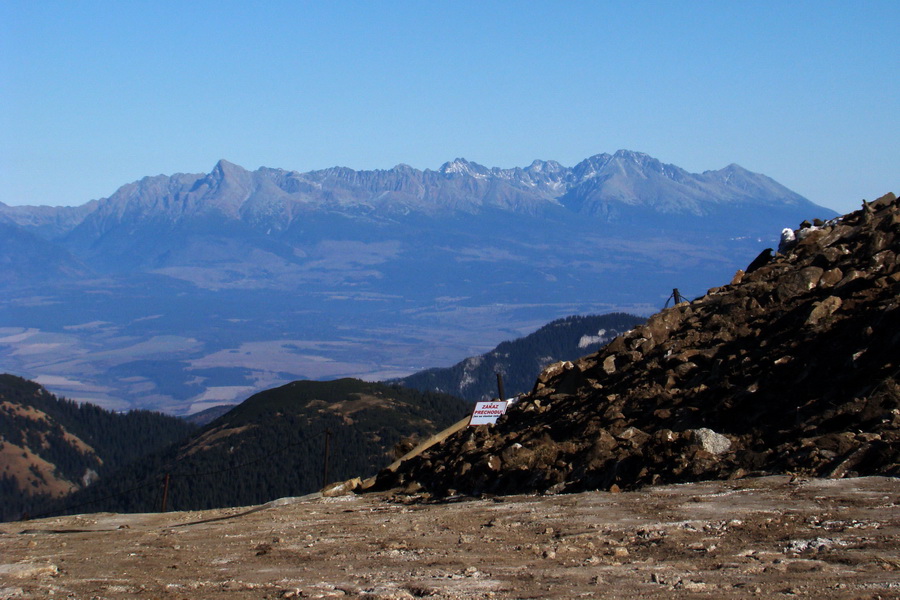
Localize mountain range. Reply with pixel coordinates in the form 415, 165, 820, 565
0, 150, 837, 414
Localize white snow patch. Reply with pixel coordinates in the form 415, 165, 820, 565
577, 329, 609, 348
459, 355, 484, 390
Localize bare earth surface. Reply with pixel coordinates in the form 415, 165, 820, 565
1, 476, 898, 599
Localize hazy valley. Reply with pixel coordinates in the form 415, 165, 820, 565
0, 150, 835, 415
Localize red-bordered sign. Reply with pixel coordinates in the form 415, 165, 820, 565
469, 401, 508, 426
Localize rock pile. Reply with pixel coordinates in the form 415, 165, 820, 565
377, 193, 900, 496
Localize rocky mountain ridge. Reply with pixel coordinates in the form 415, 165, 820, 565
2, 150, 814, 235
376, 193, 900, 496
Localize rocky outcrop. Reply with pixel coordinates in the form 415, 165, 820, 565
376, 193, 900, 496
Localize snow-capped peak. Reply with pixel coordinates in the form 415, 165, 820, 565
439, 158, 473, 174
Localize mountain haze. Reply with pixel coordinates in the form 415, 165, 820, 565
0, 151, 837, 413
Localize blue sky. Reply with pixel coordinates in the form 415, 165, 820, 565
2, 1, 897, 214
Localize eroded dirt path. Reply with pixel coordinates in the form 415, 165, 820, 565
1, 476, 898, 599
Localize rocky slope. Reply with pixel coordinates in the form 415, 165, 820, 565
377, 193, 900, 496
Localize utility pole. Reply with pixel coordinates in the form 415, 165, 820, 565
322, 428, 332, 488
160, 473, 171, 512
666, 288, 685, 307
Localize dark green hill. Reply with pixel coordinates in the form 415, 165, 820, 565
395, 313, 645, 401
39, 379, 469, 516
0, 374, 195, 521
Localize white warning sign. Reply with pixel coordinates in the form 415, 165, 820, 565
469, 401, 508, 426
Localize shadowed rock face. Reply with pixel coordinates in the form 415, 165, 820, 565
378, 193, 900, 496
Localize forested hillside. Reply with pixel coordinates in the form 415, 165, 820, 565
0, 374, 195, 521
36, 379, 469, 516
397, 313, 644, 401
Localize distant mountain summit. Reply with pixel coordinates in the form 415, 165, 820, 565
2, 150, 819, 235
560, 151, 811, 222
0, 151, 837, 414
2, 150, 829, 274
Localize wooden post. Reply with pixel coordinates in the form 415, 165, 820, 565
322, 428, 331, 488
672, 288, 684, 304
160, 473, 171, 512
496, 372, 506, 402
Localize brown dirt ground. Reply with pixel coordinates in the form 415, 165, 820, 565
1, 476, 898, 599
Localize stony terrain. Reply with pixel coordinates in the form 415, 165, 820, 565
1, 476, 898, 599
377, 194, 899, 497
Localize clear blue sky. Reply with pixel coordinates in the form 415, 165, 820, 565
2, 1, 897, 214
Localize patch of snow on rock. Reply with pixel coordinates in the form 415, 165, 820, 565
578, 329, 608, 349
